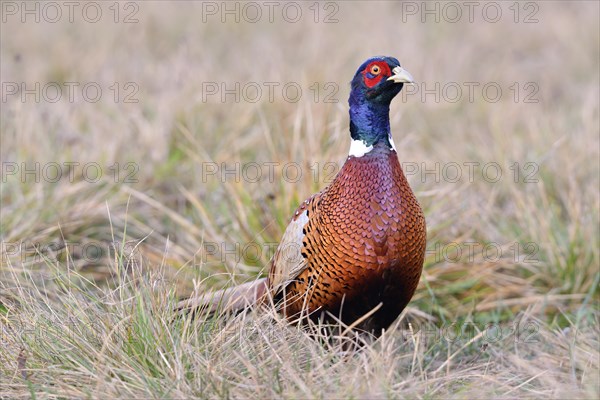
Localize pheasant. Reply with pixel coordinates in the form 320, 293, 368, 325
179, 56, 426, 336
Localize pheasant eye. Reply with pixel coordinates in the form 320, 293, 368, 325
370, 65, 381, 75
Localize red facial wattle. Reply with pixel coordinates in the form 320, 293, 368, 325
362, 61, 392, 88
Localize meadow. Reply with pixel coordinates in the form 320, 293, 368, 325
1, 1, 599, 398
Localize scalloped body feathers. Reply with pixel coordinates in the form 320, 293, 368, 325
269, 142, 426, 333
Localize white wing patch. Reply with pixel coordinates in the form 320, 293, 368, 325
269, 210, 309, 293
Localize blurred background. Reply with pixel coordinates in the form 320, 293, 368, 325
3, 1, 597, 307
1, 1, 598, 397
1, 1, 599, 311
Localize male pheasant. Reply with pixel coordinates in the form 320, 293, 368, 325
179, 56, 426, 336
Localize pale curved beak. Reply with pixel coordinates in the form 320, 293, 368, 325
387, 66, 415, 84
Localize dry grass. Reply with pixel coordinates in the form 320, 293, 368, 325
1, 265, 598, 398
1, 1, 599, 398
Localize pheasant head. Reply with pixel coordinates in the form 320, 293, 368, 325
348, 56, 414, 157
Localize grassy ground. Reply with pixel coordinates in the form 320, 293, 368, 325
1, 1, 599, 398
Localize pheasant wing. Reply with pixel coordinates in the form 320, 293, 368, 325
268, 194, 320, 293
